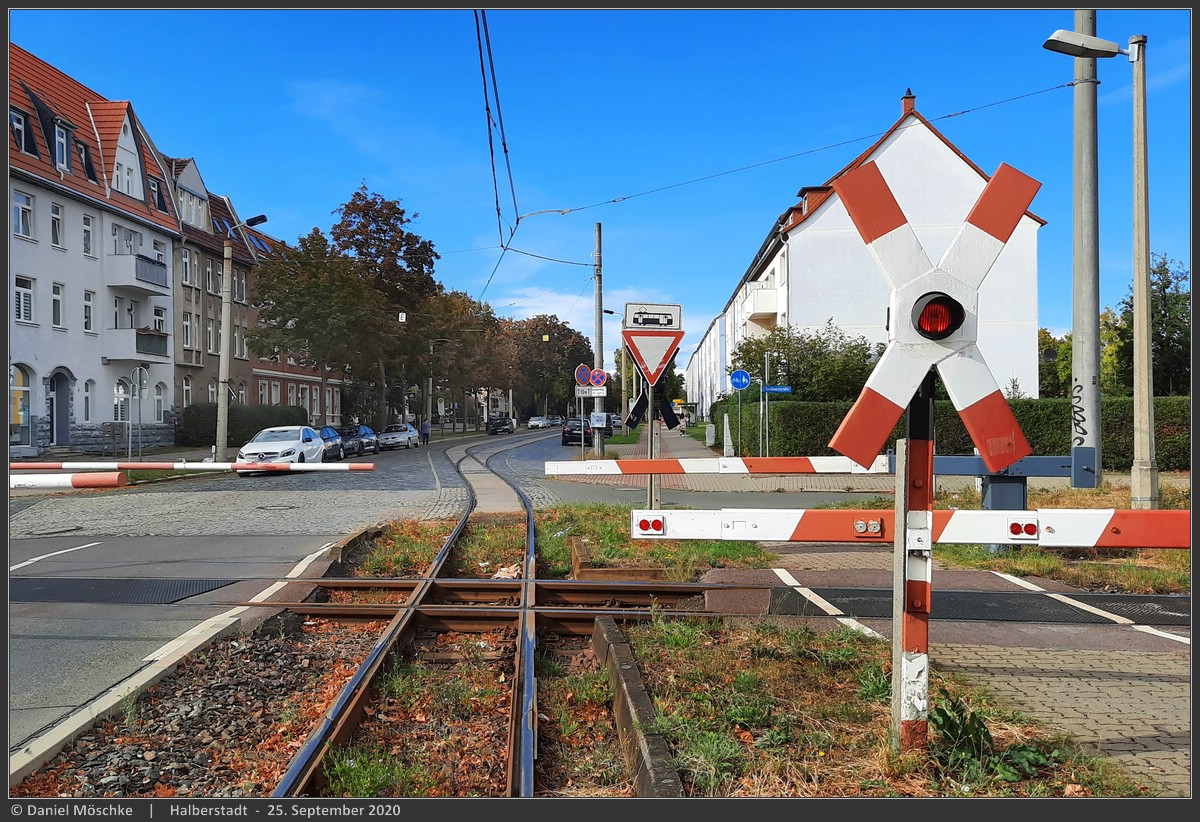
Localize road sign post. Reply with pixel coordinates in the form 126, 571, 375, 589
731, 369, 750, 457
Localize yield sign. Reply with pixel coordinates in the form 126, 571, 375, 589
623, 329, 684, 386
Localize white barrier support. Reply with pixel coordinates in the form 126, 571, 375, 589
10, 472, 128, 490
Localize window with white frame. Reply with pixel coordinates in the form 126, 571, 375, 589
298, 385, 310, 417
14, 276, 33, 322
83, 379, 94, 422
287, 384, 296, 407
54, 123, 68, 170
206, 318, 215, 353
82, 214, 94, 256
181, 248, 191, 284
182, 375, 192, 408
182, 313, 192, 348
52, 283, 64, 327
114, 162, 124, 194
208, 380, 217, 404
124, 164, 133, 194
237, 382, 246, 404
258, 381, 267, 405
10, 109, 34, 155
114, 380, 130, 422
154, 383, 165, 422
271, 381, 281, 405
13, 190, 33, 238
51, 203, 64, 247
153, 305, 166, 332
153, 239, 165, 263
83, 290, 94, 331
206, 259, 214, 293
236, 325, 247, 358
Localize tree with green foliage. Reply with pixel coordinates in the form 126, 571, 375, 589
1103, 253, 1190, 397
247, 228, 371, 425
730, 320, 884, 402
509, 314, 594, 418
330, 186, 441, 429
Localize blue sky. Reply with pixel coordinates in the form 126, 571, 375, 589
9, 8, 1192, 373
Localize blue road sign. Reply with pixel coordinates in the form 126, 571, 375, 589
764, 385, 792, 393
730, 369, 750, 390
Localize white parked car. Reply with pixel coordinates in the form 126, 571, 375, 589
235, 425, 325, 475
527, 415, 549, 429
378, 422, 420, 450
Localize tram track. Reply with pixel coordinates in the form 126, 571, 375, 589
10, 436, 1190, 798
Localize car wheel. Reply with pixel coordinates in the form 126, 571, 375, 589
337, 445, 344, 460
297, 454, 305, 463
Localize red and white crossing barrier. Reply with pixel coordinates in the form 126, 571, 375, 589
11, 461, 375, 472
545, 454, 889, 476
10, 472, 128, 490
629, 507, 1190, 549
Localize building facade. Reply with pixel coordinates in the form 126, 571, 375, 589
10, 43, 342, 458
685, 91, 1044, 420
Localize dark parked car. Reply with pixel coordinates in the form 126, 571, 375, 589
561, 417, 593, 446
487, 416, 515, 434
338, 424, 379, 456
318, 426, 345, 461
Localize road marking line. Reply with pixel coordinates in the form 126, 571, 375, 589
10, 541, 103, 571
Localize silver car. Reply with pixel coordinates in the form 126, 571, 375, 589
235, 425, 325, 475
378, 422, 420, 450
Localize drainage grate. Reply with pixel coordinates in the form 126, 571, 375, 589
10, 577, 238, 604
769, 588, 1189, 626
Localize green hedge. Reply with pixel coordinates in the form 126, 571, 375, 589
708, 395, 1190, 472
176, 403, 310, 448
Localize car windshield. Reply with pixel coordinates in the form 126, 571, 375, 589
385, 425, 404, 432
252, 429, 299, 443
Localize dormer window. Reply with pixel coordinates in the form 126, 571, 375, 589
54, 123, 68, 170
10, 109, 38, 156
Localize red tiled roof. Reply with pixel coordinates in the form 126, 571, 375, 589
9, 42, 179, 235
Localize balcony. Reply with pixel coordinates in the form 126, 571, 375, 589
741, 285, 778, 320
106, 252, 170, 294
101, 328, 171, 364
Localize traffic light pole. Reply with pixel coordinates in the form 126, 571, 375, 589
892, 371, 935, 754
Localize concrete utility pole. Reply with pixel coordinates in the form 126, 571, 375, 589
1071, 8, 1104, 485
1129, 33, 1159, 509
593, 222, 605, 456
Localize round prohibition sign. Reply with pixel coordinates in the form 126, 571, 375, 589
589, 368, 607, 387
575, 363, 592, 386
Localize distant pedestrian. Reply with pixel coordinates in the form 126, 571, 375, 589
420, 418, 431, 446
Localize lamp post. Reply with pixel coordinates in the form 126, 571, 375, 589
1042, 12, 1104, 488
1044, 28, 1158, 508
215, 213, 267, 462
425, 338, 454, 429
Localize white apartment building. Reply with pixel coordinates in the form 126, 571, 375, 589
685, 90, 1043, 419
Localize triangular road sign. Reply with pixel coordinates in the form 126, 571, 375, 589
623, 329, 684, 386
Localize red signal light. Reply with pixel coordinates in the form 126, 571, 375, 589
635, 516, 665, 536
912, 292, 965, 340
1007, 517, 1038, 540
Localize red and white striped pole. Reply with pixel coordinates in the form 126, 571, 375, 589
10, 472, 128, 490
893, 374, 935, 753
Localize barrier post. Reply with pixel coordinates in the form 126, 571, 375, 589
892, 374, 935, 753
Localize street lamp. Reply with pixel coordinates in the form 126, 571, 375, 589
215, 213, 267, 462
425, 338, 454, 428
1044, 29, 1158, 508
